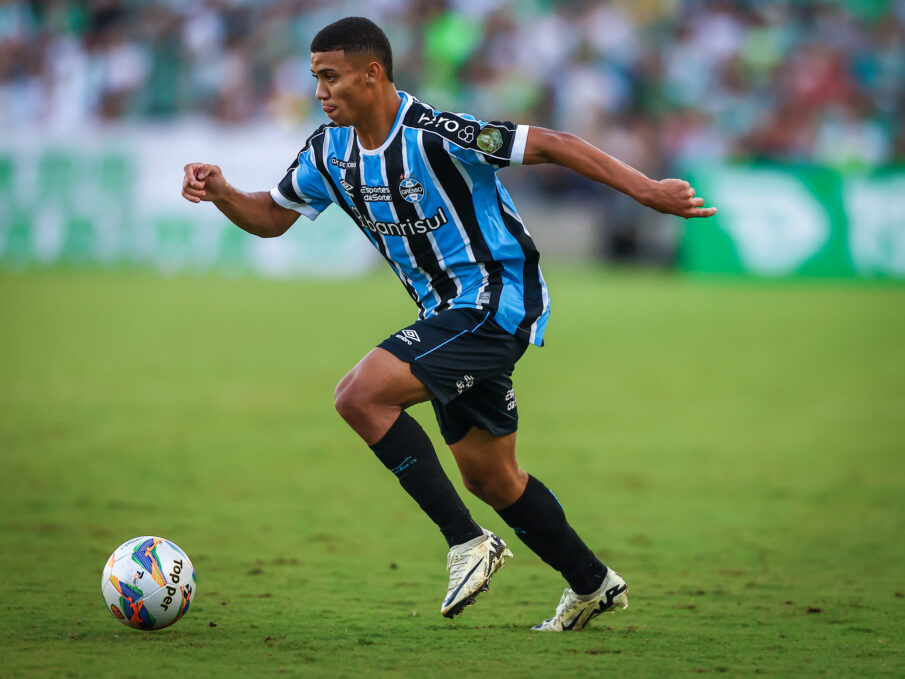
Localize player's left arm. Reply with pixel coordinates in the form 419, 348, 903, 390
522, 126, 717, 219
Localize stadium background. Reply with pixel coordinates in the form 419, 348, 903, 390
1, 1, 904, 676
2, 0, 904, 276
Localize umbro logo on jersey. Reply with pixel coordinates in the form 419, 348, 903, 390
340, 179, 354, 196
394, 329, 421, 345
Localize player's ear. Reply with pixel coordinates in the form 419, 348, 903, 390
365, 60, 382, 84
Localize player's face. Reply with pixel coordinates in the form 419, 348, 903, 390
310, 51, 374, 127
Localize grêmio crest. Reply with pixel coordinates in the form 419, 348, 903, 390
399, 177, 425, 203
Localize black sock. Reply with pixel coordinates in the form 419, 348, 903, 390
370, 411, 482, 548
496, 475, 607, 595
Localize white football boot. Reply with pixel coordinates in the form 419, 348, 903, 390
532, 568, 628, 631
441, 529, 513, 618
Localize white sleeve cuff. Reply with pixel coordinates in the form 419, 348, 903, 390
510, 125, 530, 166
270, 186, 320, 220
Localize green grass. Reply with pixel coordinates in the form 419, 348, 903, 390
1, 267, 903, 677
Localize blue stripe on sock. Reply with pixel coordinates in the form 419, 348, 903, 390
390, 456, 417, 476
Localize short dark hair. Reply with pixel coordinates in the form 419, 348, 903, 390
310, 17, 394, 83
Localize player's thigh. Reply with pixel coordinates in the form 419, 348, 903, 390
336, 347, 433, 408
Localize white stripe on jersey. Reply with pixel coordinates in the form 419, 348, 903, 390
504, 194, 549, 343
375, 151, 443, 314
313, 145, 341, 205
335, 133, 419, 302
510, 125, 530, 166
499, 198, 526, 231
530, 268, 551, 345
495, 189, 549, 343
398, 133, 462, 305
444, 141, 493, 310
426, 231, 462, 305
415, 130, 478, 265
270, 186, 319, 219
417, 131, 492, 310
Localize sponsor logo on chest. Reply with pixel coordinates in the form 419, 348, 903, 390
337, 172, 426, 205
361, 185, 393, 202
331, 162, 443, 236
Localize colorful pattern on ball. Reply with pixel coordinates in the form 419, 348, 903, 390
131, 537, 167, 587
175, 585, 192, 622
110, 574, 156, 629
102, 536, 196, 631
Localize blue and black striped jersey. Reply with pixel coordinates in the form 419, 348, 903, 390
270, 91, 550, 346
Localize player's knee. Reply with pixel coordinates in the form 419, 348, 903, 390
462, 476, 505, 505
461, 469, 522, 507
333, 376, 368, 423
460, 473, 487, 499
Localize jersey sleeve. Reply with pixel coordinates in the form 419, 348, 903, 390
269, 146, 333, 221
454, 119, 530, 168
404, 101, 529, 169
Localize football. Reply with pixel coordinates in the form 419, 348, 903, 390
101, 536, 197, 630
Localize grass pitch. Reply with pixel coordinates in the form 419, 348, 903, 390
0, 267, 903, 677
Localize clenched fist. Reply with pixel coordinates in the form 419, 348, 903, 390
182, 163, 229, 204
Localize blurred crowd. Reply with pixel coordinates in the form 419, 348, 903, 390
2, 0, 905, 176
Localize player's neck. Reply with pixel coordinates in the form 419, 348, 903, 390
354, 87, 402, 151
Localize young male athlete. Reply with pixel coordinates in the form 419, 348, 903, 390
181, 17, 717, 631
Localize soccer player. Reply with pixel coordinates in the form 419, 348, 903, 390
181, 17, 717, 631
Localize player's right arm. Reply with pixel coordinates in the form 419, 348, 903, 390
182, 163, 299, 238
522, 127, 717, 219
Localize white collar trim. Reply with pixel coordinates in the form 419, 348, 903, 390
356, 91, 412, 156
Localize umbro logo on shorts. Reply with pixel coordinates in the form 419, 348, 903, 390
395, 329, 421, 345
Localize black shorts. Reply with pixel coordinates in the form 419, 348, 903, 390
378, 308, 529, 445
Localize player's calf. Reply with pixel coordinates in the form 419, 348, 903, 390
495, 475, 608, 595
370, 411, 483, 549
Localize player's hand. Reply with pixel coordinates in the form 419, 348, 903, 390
182, 163, 228, 203
641, 178, 718, 219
